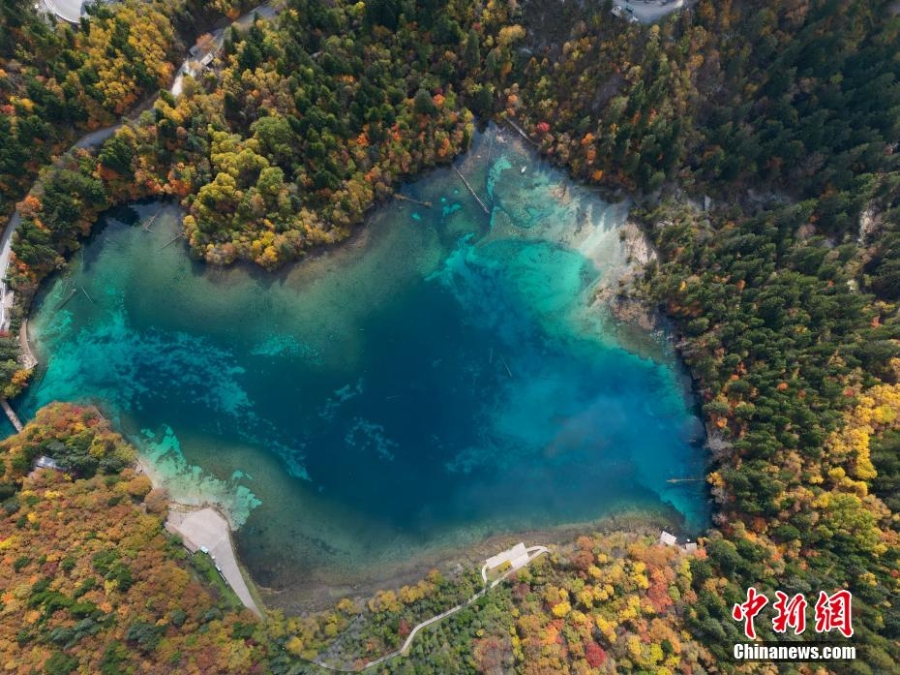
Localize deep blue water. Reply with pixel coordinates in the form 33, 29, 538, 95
17, 128, 708, 601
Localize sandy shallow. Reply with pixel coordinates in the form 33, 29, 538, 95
165, 505, 262, 616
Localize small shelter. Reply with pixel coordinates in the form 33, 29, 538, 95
33, 455, 62, 471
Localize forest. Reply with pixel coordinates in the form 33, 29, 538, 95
0, 0, 176, 218
0, 405, 276, 674
1, 0, 900, 672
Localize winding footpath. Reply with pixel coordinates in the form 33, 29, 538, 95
2, 0, 667, 651
2, 0, 676, 335
313, 546, 550, 672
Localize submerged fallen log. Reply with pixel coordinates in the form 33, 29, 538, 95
452, 167, 490, 215
0, 397, 23, 432
58, 288, 78, 309
395, 193, 432, 208
160, 232, 184, 251
504, 117, 538, 146
143, 207, 164, 231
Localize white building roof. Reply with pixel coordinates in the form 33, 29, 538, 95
34, 455, 61, 470
509, 551, 532, 570
659, 531, 677, 546
485, 542, 528, 569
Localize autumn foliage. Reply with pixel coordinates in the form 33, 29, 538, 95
0, 0, 181, 220
0, 404, 272, 674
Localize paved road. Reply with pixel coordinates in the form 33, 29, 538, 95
0, 2, 279, 333
74, 125, 121, 149
41, 0, 84, 24
0, 211, 19, 331
165, 507, 262, 617
0, 123, 116, 333
613, 0, 685, 23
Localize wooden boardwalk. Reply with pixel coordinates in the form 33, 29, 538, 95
1, 398, 23, 432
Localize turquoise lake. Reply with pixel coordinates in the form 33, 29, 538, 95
18, 128, 708, 606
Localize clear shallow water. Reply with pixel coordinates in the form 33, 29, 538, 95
19, 128, 708, 602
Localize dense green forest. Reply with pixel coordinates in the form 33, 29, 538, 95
1, 0, 900, 672
108, 0, 486, 267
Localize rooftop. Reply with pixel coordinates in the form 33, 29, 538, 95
659, 531, 678, 546
485, 542, 529, 570
34, 455, 62, 471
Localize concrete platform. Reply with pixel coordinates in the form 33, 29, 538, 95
166, 506, 262, 617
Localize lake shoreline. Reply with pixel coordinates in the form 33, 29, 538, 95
256, 506, 689, 614
18, 126, 710, 616
140, 452, 688, 617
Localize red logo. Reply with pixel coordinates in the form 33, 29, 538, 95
814, 590, 854, 638
732, 588, 853, 640
772, 591, 807, 635
732, 587, 769, 640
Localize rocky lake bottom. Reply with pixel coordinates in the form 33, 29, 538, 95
16, 128, 709, 609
